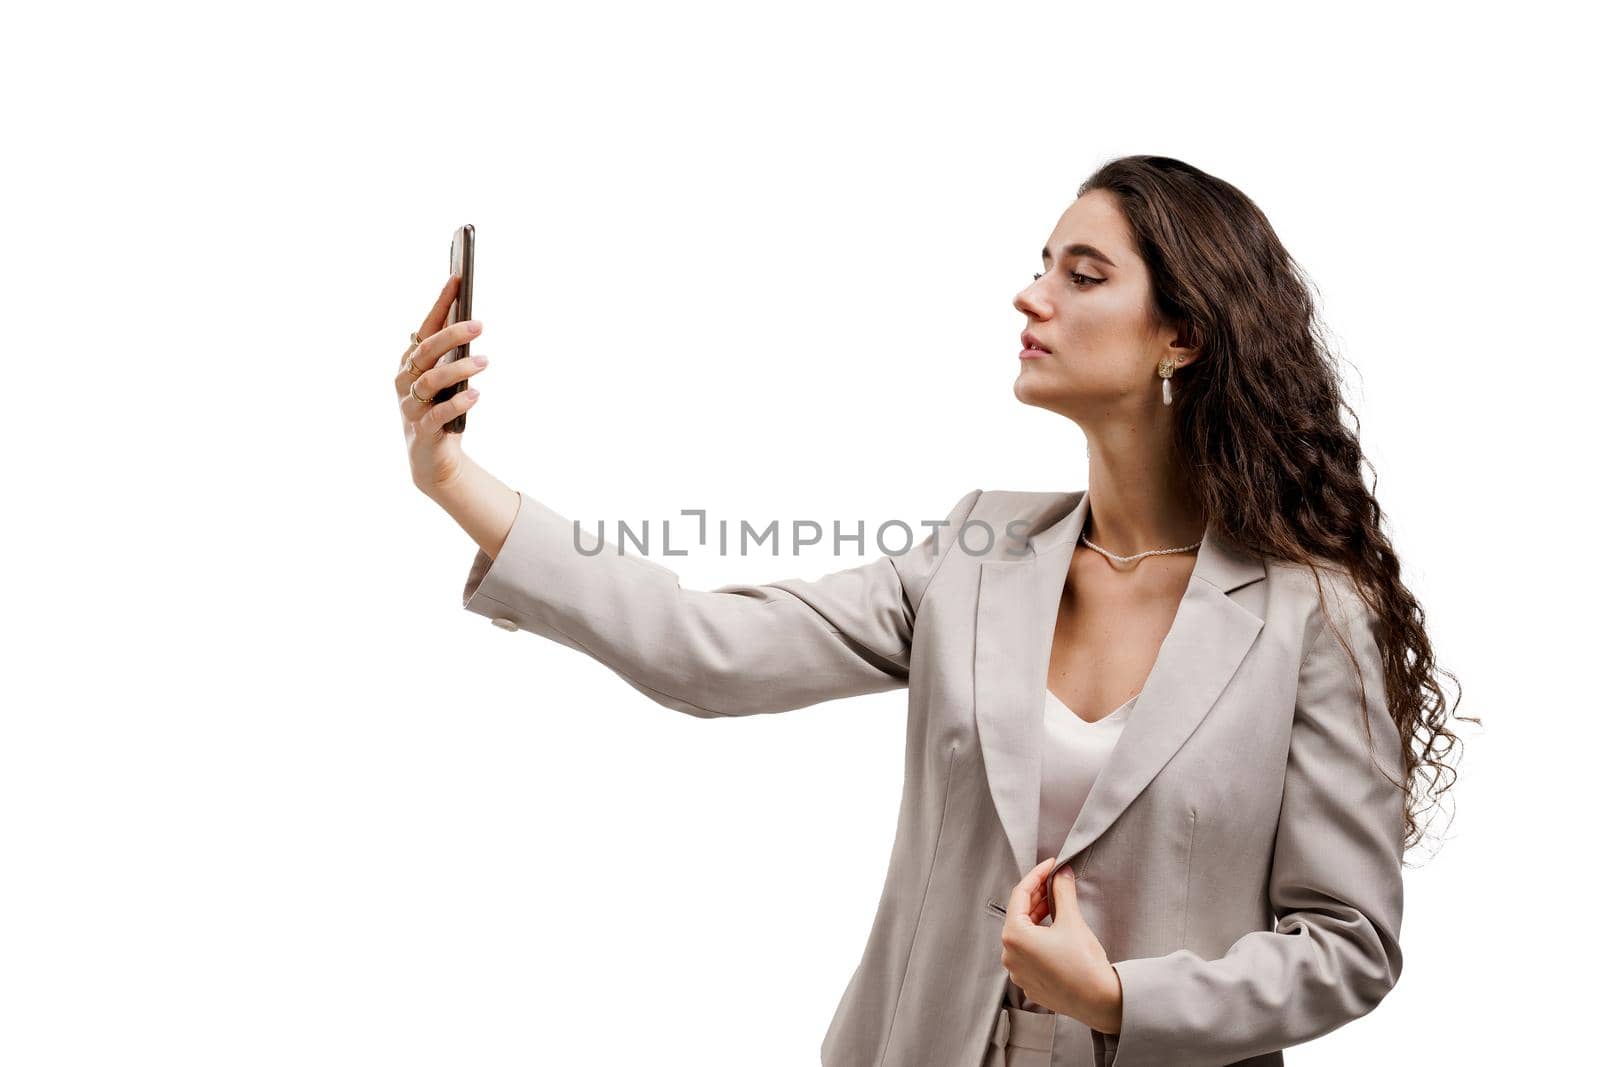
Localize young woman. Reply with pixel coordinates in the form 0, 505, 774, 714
392, 155, 1464, 1067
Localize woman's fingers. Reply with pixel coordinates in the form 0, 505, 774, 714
394, 273, 461, 375
415, 274, 460, 350
395, 317, 482, 396
1006, 858, 1057, 924
406, 353, 488, 407
400, 354, 487, 423
417, 385, 480, 435
415, 317, 482, 373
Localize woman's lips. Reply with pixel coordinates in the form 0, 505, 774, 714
1019, 346, 1049, 359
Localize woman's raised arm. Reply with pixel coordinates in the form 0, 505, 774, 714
395, 274, 982, 720
453, 484, 982, 719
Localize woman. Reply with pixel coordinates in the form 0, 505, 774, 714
392, 155, 1464, 1067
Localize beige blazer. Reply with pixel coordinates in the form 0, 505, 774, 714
460, 487, 1406, 1067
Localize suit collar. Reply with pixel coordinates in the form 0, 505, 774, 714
973, 490, 1267, 891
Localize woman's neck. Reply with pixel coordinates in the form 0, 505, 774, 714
1082, 444, 1204, 555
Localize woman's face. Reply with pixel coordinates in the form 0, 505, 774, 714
1012, 189, 1189, 418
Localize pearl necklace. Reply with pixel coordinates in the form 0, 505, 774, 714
1079, 530, 1202, 566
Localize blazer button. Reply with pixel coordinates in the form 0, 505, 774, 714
491, 617, 519, 632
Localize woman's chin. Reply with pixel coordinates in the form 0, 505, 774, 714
1012, 371, 1062, 408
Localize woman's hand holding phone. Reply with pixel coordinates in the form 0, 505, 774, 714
397, 271, 522, 563
395, 272, 488, 495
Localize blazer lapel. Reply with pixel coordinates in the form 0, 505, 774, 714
973, 490, 1267, 885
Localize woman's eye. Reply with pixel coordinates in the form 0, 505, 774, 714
1031, 270, 1106, 287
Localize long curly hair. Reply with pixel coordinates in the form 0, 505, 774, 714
1078, 154, 1474, 856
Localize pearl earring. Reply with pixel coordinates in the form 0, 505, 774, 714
1157, 356, 1181, 406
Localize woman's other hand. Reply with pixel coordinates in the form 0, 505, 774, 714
1000, 859, 1124, 1035
396, 272, 489, 496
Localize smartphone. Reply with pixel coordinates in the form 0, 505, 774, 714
438, 223, 475, 433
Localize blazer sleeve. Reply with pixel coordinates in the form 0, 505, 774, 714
1093, 579, 1406, 1067
459, 487, 983, 719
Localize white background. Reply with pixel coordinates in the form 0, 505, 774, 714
4, 1, 1589, 1063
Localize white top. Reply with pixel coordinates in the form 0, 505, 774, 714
1006, 686, 1140, 1015
1035, 687, 1138, 867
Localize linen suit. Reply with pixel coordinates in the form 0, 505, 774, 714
459, 486, 1406, 1067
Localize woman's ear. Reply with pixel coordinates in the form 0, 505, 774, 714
1167, 320, 1203, 368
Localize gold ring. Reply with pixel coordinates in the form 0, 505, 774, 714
409, 379, 433, 404
400, 351, 420, 376
410, 330, 424, 346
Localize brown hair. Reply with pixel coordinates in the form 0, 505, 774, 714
1079, 154, 1474, 856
